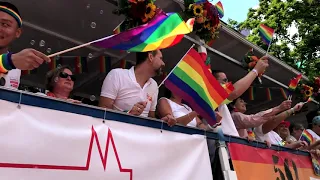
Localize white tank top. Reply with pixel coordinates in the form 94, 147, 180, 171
162, 98, 197, 128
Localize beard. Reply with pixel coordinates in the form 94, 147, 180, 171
155, 66, 164, 76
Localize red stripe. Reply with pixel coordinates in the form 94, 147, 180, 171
228, 143, 312, 168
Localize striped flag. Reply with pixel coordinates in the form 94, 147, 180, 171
164, 48, 229, 126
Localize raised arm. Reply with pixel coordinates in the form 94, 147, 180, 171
228, 57, 269, 100
262, 102, 305, 134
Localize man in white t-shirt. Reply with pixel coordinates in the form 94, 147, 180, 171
212, 59, 269, 136
306, 116, 320, 141
99, 50, 172, 120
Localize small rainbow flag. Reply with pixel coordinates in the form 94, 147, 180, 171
266, 88, 272, 101
222, 82, 234, 95
288, 74, 302, 91
48, 57, 56, 70
99, 56, 111, 73
215, 1, 224, 18
119, 59, 127, 69
93, 10, 194, 52
113, 20, 125, 35
194, 0, 206, 4
74, 56, 88, 74
300, 129, 314, 145
258, 24, 274, 45
280, 88, 288, 99
249, 86, 255, 100
164, 48, 229, 126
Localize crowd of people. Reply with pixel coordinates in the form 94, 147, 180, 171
1, 2, 320, 156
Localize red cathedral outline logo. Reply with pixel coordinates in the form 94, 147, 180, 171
0, 126, 133, 180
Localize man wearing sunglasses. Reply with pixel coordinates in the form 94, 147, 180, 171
211, 59, 268, 137
0, 2, 50, 88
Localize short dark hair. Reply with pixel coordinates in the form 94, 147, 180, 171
45, 65, 73, 92
135, 51, 158, 65
227, 97, 240, 112
211, 69, 224, 78
289, 123, 304, 133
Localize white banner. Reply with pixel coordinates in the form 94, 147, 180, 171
0, 100, 212, 180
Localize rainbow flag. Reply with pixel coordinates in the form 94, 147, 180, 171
93, 11, 194, 52
288, 74, 302, 91
300, 129, 314, 145
266, 88, 272, 101
222, 82, 234, 94
164, 48, 229, 126
74, 56, 88, 74
113, 20, 125, 35
99, 56, 111, 73
215, 1, 224, 18
194, 0, 206, 4
249, 86, 255, 100
48, 57, 56, 70
258, 24, 274, 45
280, 88, 288, 99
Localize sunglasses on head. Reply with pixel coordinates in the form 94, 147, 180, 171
59, 72, 76, 81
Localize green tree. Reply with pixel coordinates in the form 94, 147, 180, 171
230, 0, 320, 78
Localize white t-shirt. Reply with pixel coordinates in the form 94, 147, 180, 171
2, 69, 21, 89
219, 104, 239, 136
161, 98, 197, 127
100, 67, 158, 117
306, 129, 320, 141
254, 125, 284, 145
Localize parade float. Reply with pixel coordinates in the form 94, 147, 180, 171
0, 0, 318, 180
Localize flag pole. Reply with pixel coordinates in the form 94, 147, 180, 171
157, 44, 195, 88
47, 35, 114, 58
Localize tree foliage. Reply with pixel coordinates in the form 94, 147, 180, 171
230, 0, 320, 78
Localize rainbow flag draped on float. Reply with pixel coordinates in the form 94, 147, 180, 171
164, 48, 229, 126
258, 24, 274, 45
94, 10, 194, 52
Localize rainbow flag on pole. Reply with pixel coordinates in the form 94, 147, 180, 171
164, 48, 229, 126
215, 1, 224, 18
93, 10, 194, 52
288, 74, 302, 91
258, 24, 274, 45
300, 129, 314, 145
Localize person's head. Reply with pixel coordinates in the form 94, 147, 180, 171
289, 123, 304, 140
46, 66, 75, 95
163, 87, 182, 101
312, 116, 320, 135
136, 50, 164, 76
228, 97, 247, 113
275, 121, 290, 139
0, 2, 22, 49
212, 70, 228, 84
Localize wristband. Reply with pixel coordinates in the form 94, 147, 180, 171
0, 53, 15, 73
251, 69, 258, 76
291, 108, 295, 115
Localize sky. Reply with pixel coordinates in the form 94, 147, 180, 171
210, 0, 260, 23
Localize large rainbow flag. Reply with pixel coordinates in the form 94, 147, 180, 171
300, 129, 314, 145
93, 11, 194, 52
258, 24, 274, 45
164, 48, 229, 126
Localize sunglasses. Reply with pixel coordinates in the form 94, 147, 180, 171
59, 72, 76, 81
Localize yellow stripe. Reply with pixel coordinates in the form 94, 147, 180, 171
178, 61, 218, 108
142, 21, 192, 51
0, 6, 22, 25
0, 55, 7, 73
